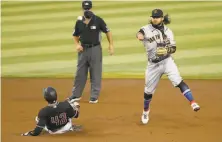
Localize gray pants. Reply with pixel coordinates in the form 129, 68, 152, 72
144, 57, 182, 94
70, 45, 102, 100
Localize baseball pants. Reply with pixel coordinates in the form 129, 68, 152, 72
70, 45, 102, 100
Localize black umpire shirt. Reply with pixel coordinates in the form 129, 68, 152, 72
73, 15, 110, 44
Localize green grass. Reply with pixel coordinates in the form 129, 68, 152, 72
1, 1, 222, 79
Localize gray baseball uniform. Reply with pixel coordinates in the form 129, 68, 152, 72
140, 24, 182, 94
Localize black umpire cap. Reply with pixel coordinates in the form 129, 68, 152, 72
151, 9, 163, 18
82, 0, 92, 10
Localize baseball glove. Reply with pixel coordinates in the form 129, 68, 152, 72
156, 47, 168, 56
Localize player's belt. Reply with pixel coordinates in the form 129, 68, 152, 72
149, 55, 170, 63
81, 43, 100, 48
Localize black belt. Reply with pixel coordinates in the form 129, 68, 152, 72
149, 55, 170, 63
81, 43, 100, 48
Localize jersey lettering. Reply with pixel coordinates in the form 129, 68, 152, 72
148, 34, 160, 43
59, 112, 67, 125
50, 112, 68, 126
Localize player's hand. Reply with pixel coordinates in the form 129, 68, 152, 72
21, 131, 32, 136
108, 44, 114, 55
69, 101, 80, 110
76, 44, 83, 52
156, 47, 168, 56
73, 102, 80, 109
137, 33, 144, 41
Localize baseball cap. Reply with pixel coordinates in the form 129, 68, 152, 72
82, 0, 92, 10
151, 9, 163, 18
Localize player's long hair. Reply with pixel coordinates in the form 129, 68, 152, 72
163, 14, 171, 25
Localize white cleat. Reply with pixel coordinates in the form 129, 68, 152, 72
141, 110, 150, 124
89, 99, 98, 104
68, 97, 82, 103
191, 102, 200, 112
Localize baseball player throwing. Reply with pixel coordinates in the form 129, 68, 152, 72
21, 87, 82, 136
136, 9, 200, 124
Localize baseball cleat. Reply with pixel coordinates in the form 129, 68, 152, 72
68, 97, 82, 103
191, 102, 200, 112
141, 110, 150, 124
89, 98, 98, 104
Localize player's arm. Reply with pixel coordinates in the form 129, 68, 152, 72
136, 28, 145, 41
21, 110, 46, 136
67, 101, 80, 118
72, 18, 84, 52
166, 30, 176, 54
21, 126, 43, 136
166, 45, 176, 54
100, 17, 114, 55
106, 32, 113, 47
73, 20, 81, 45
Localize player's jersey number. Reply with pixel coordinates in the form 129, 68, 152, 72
50, 112, 68, 126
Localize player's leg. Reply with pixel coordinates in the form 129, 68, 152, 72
164, 57, 200, 111
142, 63, 163, 124
48, 119, 82, 134
69, 51, 89, 101
70, 118, 83, 132
48, 119, 73, 134
88, 45, 102, 103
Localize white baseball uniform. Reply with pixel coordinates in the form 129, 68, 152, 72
139, 24, 182, 94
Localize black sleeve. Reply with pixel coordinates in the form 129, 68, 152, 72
138, 29, 145, 35
167, 45, 176, 54
72, 21, 80, 36
29, 127, 43, 136
100, 18, 110, 33
67, 103, 79, 118
36, 110, 46, 128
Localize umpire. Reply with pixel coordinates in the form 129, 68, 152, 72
68, 0, 114, 104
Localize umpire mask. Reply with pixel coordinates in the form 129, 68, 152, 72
84, 10, 94, 19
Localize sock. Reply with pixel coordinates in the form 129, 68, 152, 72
183, 90, 194, 103
177, 81, 195, 103
144, 99, 151, 111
